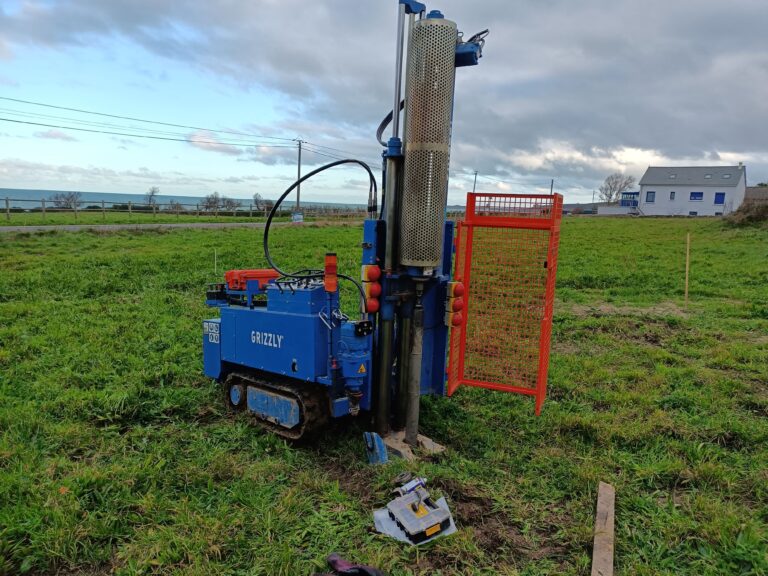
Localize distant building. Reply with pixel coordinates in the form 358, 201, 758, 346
597, 191, 639, 216
637, 165, 747, 216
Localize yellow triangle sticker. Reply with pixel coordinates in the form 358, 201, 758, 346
357, 363, 367, 374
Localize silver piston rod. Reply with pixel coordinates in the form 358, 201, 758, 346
375, 3, 408, 436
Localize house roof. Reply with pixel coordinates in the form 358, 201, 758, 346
639, 166, 744, 187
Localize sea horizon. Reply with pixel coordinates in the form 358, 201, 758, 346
0, 187, 365, 209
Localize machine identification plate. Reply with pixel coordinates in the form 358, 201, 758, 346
203, 321, 220, 343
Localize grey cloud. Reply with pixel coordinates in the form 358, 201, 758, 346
34, 129, 78, 141
187, 130, 243, 156
111, 137, 143, 149
2, 0, 767, 194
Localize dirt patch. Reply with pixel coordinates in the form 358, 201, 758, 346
750, 334, 768, 346
739, 397, 768, 417
565, 301, 688, 318
657, 489, 686, 508
320, 459, 380, 508
29, 566, 113, 576
433, 478, 565, 564
553, 340, 583, 355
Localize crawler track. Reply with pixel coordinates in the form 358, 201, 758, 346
224, 371, 329, 441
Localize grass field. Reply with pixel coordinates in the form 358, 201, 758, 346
0, 218, 766, 575
1, 210, 266, 226
0, 211, 361, 227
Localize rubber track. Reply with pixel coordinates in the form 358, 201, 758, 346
225, 371, 329, 441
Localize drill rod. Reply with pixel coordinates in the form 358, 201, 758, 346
394, 311, 412, 430
405, 284, 424, 446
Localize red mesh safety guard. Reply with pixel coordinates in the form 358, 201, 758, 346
447, 193, 563, 415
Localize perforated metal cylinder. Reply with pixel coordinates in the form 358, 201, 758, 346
398, 17, 457, 268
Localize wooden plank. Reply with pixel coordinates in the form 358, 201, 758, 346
591, 481, 615, 576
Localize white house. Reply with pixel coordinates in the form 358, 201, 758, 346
637, 165, 746, 216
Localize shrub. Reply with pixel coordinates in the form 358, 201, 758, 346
725, 202, 768, 227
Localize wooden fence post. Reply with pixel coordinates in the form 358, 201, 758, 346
41, 198, 46, 221
5, 197, 9, 221
74, 200, 78, 221
102, 199, 106, 221
153, 204, 157, 219
128, 201, 132, 220
196, 204, 200, 217
249, 204, 253, 218
684, 233, 691, 307
176, 203, 180, 219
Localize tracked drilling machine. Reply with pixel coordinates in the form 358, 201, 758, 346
203, 0, 563, 454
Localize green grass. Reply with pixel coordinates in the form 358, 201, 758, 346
2, 209, 265, 226
0, 218, 766, 575
1, 210, 360, 226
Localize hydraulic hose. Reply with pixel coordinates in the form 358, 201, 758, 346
376, 99, 405, 147
262, 158, 378, 313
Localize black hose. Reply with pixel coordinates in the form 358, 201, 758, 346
376, 99, 405, 147
263, 159, 378, 311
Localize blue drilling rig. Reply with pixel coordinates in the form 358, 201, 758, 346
202, 1, 559, 453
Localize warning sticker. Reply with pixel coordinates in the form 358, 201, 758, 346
357, 363, 367, 374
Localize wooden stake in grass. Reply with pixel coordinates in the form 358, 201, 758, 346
591, 481, 615, 576
685, 232, 691, 307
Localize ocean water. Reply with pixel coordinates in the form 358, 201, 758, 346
0, 188, 364, 210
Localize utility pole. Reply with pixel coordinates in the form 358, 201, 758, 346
550, 179, 554, 194
472, 170, 478, 192
295, 139, 303, 211
592, 189, 596, 204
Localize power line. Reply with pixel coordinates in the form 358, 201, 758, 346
0, 96, 384, 164
305, 141, 375, 158
0, 117, 295, 148
0, 107, 286, 146
0, 95, 296, 143
302, 146, 344, 161
477, 173, 518, 185
303, 143, 381, 168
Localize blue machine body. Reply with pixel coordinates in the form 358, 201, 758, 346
202, 218, 454, 425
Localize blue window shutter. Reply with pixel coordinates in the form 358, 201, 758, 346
714, 192, 725, 205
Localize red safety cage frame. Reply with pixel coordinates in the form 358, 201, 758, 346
447, 193, 563, 415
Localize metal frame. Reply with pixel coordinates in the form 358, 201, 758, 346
447, 192, 563, 415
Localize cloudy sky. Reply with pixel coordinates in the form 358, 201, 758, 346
1, 0, 767, 204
